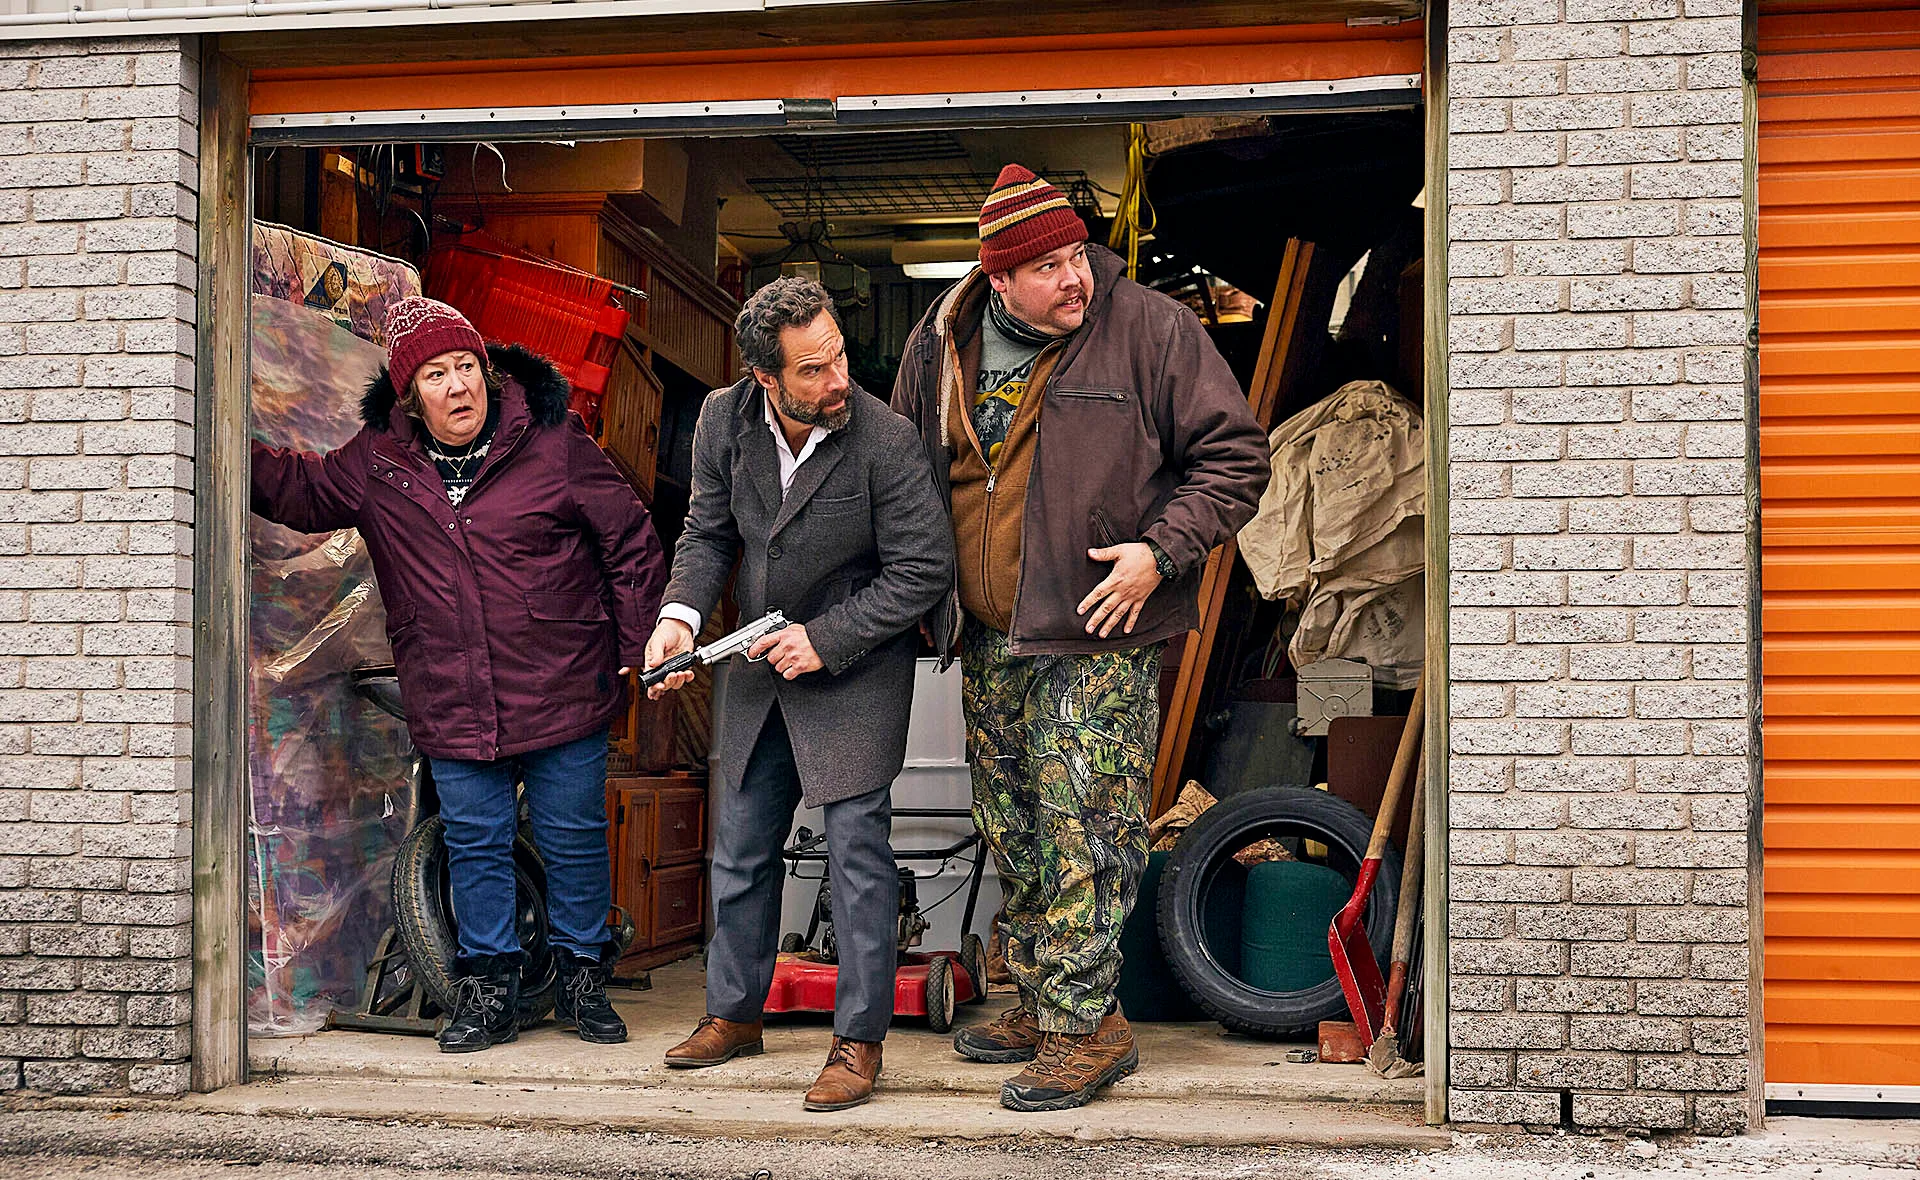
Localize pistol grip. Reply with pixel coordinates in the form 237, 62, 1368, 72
640, 651, 696, 689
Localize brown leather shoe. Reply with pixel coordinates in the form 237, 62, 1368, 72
663, 1015, 764, 1068
1000, 1011, 1137, 1112
802, 1036, 882, 1112
952, 1002, 1041, 1063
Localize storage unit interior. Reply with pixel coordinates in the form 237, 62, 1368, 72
243, 100, 1434, 1078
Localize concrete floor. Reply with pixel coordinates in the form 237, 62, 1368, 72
7, 1107, 1920, 1179
237, 957, 1432, 1147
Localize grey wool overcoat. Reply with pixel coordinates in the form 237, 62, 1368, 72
662, 376, 954, 807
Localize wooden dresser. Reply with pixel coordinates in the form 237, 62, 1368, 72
605, 771, 708, 971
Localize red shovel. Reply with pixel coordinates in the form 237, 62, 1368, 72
1328, 676, 1423, 1045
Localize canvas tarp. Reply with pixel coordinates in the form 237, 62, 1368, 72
1238, 379, 1425, 688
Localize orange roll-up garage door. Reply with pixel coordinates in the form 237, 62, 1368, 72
1759, 3, 1920, 1092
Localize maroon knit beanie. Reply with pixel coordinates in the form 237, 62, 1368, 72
383, 296, 486, 395
978, 164, 1088, 274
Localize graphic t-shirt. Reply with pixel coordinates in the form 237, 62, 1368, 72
972, 304, 1048, 465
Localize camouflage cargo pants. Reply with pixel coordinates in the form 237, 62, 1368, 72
961, 619, 1162, 1034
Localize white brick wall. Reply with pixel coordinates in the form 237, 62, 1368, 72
0, 34, 198, 1097
1444, 3, 1752, 1136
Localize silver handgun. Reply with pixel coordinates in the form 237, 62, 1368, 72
641, 610, 790, 689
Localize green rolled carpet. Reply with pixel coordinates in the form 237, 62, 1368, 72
1117, 849, 1245, 1021
1238, 859, 1350, 993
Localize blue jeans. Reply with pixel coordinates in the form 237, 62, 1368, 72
429, 728, 612, 962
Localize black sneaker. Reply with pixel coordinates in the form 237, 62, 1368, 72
555, 946, 628, 1044
438, 953, 521, 1053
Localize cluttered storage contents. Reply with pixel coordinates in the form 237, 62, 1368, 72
1093, 110, 1432, 1071
1123, 369, 1428, 1074
239, 114, 1432, 1079
243, 206, 734, 1036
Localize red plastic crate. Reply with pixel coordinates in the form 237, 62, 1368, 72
425, 237, 630, 433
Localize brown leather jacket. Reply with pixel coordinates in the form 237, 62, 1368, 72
893, 245, 1271, 659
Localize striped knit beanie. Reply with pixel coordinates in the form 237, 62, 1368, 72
977, 164, 1088, 274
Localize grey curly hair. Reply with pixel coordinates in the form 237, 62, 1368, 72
736, 276, 836, 376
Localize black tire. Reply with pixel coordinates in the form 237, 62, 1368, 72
923, 955, 956, 1033
391, 814, 559, 1025
1157, 786, 1400, 1039
779, 931, 807, 954
957, 932, 989, 1004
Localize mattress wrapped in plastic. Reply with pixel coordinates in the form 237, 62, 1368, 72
246, 223, 419, 1035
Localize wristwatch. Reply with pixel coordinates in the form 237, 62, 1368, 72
1144, 538, 1178, 581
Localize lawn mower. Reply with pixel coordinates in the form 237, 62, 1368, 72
769, 809, 992, 1033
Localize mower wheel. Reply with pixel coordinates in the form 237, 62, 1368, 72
958, 933, 989, 1004
779, 932, 806, 954
924, 955, 957, 1033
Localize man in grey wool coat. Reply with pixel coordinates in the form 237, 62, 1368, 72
644, 275, 953, 1112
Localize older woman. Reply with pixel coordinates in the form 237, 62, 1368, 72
251, 297, 665, 1053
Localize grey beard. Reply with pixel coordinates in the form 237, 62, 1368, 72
774, 381, 851, 431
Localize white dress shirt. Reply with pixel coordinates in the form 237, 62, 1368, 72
657, 399, 828, 636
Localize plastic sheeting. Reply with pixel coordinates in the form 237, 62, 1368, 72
1238, 380, 1426, 689
247, 224, 422, 1035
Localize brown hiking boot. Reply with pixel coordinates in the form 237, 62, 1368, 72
663, 1015, 764, 1068
952, 1002, 1041, 1063
803, 1036, 882, 1112
1000, 1011, 1137, 1112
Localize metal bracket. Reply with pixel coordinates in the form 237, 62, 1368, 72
781, 98, 838, 127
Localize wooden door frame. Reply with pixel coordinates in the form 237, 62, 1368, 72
191, 36, 253, 1094
1422, 0, 1449, 1126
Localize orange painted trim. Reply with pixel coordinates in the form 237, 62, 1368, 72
249, 22, 1423, 117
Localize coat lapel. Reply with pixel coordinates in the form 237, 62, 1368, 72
736, 385, 786, 522
769, 427, 847, 537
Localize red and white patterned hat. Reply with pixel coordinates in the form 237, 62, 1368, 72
383, 296, 486, 394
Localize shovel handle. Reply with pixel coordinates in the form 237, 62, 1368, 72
1375, 759, 1428, 1042
1389, 758, 1427, 969
1365, 677, 1424, 862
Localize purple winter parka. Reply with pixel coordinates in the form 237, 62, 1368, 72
250, 343, 666, 762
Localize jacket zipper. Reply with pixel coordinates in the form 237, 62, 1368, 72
463, 422, 527, 502
1054, 389, 1128, 402
949, 331, 1002, 624
981, 470, 996, 619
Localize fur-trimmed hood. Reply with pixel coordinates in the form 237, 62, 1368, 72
360, 342, 571, 432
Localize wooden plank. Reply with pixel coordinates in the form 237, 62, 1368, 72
317, 150, 359, 247
192, 42, 252, 1094
1421, 0, 1449, 1128
1149, 238, 1313, 819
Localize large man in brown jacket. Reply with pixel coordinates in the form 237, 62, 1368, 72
892, 165, 1270, 1111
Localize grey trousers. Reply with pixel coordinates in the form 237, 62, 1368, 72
705, 707, 899, 1042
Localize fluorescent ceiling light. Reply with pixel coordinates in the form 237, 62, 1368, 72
903, 261, 977, 280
